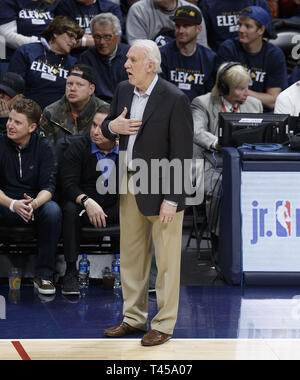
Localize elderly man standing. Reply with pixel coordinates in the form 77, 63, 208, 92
102, 39, 193, 346
79, 13, 129, 103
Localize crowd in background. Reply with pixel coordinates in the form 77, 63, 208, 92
0, 0, 299, 113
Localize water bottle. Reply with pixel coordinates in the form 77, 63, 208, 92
78, 253, 90, 289
111, 254, 121, 289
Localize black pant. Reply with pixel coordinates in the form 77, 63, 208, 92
62, 201, 119, 263
0, 201, 62, 279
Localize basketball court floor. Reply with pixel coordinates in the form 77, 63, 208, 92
1, 283, 300, 360
1, 228, 300, 361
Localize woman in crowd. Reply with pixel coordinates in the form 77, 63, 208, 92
0, 0, 61, 71
192, 63, 263, 237
8, 16, 84, 109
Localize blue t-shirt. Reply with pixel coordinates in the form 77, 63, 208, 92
160, 40, 217, 102
8, 41, 77, 109
217, 38, 288, 93
200, 0, 272, 51
79, 43, 129, 102
0, 0, 61, 59
55, 0, 123, 34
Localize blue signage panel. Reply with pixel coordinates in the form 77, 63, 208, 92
241, 171, 300, 272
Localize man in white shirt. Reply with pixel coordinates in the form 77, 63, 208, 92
274, 81, 300, 117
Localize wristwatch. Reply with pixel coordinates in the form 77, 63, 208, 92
81, 195, 90, 208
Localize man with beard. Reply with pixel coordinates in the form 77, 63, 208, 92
160, 5, 217, 102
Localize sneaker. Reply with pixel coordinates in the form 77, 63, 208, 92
33, 278, 56, 295
62, 272, 80, 296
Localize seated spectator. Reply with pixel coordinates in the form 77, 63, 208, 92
191, 63, 262, 236
79, 13, 129, 103
0, 72, 25, 134
217, 6, 288, 110
0, 0, 61, 71
60, 104, 119, 295
274, 80, 300, 116
160, 5, 217, 102
40, 64, 108, 143
199, 0, 272, 51
126, 0, 207, 47
55, 0, 123, 48
8, 16, 84, 110
0, 98, 61, 295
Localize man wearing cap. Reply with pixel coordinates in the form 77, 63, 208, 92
0, 72, 25, 134
217, 6, 288, 110
126, 0, 207, 47
200, 0, 272, 51
39, 63, 108, 143
160, 5, 217, 102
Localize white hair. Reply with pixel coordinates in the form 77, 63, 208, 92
90, 12, 121, 36
131, 39, 162, 74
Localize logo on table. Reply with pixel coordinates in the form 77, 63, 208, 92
250, 200, 300, 245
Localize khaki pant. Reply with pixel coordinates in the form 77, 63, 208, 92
120, 177, 184, 335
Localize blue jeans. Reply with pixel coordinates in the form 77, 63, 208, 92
0, 201, 62, 280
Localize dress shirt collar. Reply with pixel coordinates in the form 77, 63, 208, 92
221, 97, 240, 112
91, 140, 119, 156
133, 74, 159, 97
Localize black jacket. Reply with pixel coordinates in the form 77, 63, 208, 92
0, 118, 7, 135
60, 135, 118, 209
0, 132, 57, 200
102, 78, 193, 216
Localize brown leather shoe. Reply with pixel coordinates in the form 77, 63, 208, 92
104, 322, 145, 337
141, 329, 172, 346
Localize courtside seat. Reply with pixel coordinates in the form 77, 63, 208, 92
0, 225, 120, 255
0, 226, 36, 243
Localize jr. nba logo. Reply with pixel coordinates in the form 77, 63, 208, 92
276, 201, 291, 237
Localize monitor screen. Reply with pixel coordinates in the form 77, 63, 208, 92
218, 113, 290, 148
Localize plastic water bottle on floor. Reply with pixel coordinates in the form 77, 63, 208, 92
112, 254, 121, 289
78, 253, 90, 289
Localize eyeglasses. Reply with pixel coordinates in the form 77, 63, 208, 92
66, 31, 78, 41
93, 34, 114, 42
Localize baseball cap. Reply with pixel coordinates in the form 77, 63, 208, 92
170, 5, 202, 25
0, 72, 25, 98
68, 64, 97, 85
239, 6, 273, 38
